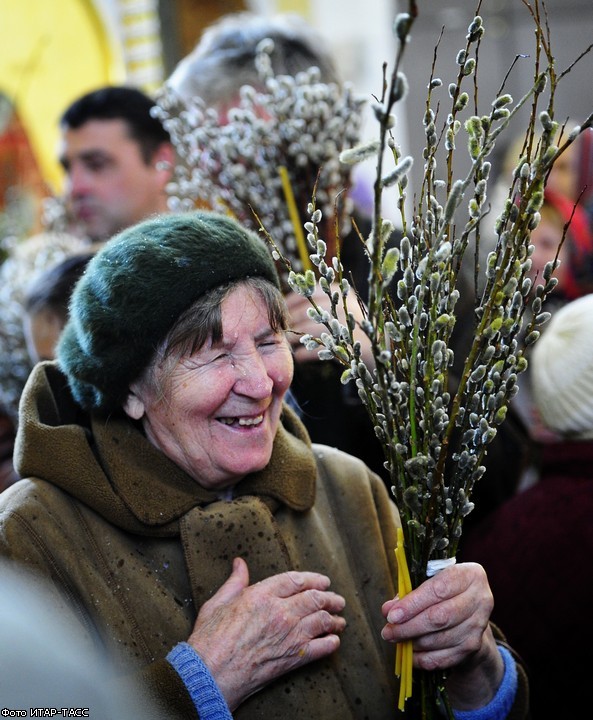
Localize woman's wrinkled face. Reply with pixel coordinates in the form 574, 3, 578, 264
124, 285, 294, 490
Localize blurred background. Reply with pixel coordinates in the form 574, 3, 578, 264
1, 0, 592, 239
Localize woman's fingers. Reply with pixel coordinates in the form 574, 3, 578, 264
381, 563, 492, 654
379, 563, 498, 682
258, 568, 333, 598
188, 560, 347, 709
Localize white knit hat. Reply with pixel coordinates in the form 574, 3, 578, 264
531, 294, 593, 438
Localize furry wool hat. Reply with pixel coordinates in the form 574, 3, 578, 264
531, 294, 593, 438
57, 211, 280, 413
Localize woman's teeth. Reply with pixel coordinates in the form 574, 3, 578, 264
219, 414, 264, 426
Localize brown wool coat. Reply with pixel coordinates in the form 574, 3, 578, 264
0, 363, 529, 719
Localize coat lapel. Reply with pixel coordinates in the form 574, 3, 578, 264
180, 495, 292, 599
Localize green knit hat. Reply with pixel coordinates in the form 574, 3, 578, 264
57, 211, 280, 413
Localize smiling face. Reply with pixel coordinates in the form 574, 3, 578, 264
124, 283, 294, 491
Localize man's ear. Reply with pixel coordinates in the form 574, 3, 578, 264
153, 142, 175, 180
123, 387, 145, 420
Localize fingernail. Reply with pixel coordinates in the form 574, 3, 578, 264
387, 608, 404, 624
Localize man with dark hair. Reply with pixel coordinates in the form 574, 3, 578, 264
0, 88, 174, 494
59, 85, 173, 242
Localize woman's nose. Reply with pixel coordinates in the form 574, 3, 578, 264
232, 355, 274, 398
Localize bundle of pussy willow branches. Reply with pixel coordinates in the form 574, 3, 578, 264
266, 1, 592, 715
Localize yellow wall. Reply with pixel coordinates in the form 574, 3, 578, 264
1, 0, 125, 194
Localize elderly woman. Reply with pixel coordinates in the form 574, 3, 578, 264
0, 212, 527, 719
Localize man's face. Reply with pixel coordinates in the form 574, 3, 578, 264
58, 119, 169, 241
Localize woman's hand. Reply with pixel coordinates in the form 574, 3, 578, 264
381, 562, 505, 710
187, 557, 346, 711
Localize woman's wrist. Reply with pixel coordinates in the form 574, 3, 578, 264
445, 624, 504, 709
449, 644, 518, 720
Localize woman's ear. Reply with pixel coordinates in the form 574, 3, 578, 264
123, 387, 145, 420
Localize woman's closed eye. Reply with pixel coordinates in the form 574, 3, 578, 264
258, 339, 281, 350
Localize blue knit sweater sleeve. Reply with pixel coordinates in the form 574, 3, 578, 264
167, 642, 233, 720
452, 645, 518, 720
